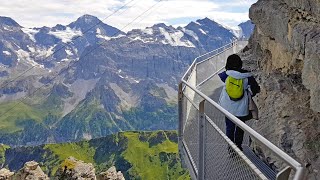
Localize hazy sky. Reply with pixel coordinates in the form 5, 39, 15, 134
0, 0, 257, 31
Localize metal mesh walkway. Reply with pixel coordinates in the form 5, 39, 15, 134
178, 41, 306, 180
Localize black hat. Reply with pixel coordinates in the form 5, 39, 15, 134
226, 54, 242, 70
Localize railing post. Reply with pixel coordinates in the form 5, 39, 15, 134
293, 167, 307, 180
198, 100, 205, 180
276, 166, 291, 180
178, 83, 183, 139
178, 82, 186, 169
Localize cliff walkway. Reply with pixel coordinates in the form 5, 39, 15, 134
178, 41, 306, 180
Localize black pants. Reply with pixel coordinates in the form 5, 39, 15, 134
225, 115, 251, 151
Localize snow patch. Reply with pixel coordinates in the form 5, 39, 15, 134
49, 27, 82, 43
2, 51, 11, 56
142, 28, 153, 35
159, 27, 195, 47
65, 49, 73, 56
3, 26, 14, 31
194, 21, 201, 25
61, 58, 70, 62
218, 23, 242, 38
21, 28, 39, 42
229, 26, 242, 39
96, 28, 113, 41
28, 46, 54, 57
199, 28, 207, 35
27, 46, 36, 53
96, 28, 101, 34
183, 28, 199, 41
16, 49, 44, 68
97, 34, 111, 41
131, 36, 153, 43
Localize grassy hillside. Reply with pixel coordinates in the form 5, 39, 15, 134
2, 131, 190, 179
0, 144, 10, 166
0, 102, 44, 133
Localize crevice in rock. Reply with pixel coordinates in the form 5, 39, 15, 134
303, 34, 307, 56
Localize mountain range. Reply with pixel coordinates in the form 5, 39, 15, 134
0, 14, 254, 146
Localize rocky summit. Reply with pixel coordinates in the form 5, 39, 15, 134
0, 157, 125, 180
14, 161, 49, 180
0, 168, 14, 180
97, 166, 125, 180
55, 157, 97, 180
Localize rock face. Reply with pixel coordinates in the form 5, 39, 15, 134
97, 166, 125, 180
15, 161, 49, 180
55, 157, 97, 180
0, 168, 14, 180
244, 0, 320, 179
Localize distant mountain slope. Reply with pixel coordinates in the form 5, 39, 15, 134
0, 15, 254, 146
2, 131, 189, 179
238, 20, 255, 40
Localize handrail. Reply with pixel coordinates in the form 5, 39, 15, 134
181, 40, 237, 81
195, 41, 236, 66
196, 66, 224, 88
180, 78, 306, 180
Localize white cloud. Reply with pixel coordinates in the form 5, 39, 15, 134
0, 0, 256, 31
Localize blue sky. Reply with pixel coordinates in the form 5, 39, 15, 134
0, 0, 257, 31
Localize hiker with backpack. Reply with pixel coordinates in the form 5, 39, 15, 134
218, 54, 260, 151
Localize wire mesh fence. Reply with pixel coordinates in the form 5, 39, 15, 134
179, 40, 306, 180
204, 108, 267, 180
182, 95, 200, 175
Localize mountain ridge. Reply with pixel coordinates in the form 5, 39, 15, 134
0, 15, 254, 146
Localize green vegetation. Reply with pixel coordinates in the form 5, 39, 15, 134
2, 131, 189, 179
122, 131, 188, 179
123, 104, 178, 131
0, 144, 10, 166
0, 102, 44, 133
45, 141, 96, 163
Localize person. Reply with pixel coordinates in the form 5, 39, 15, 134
218, 54, 260, 151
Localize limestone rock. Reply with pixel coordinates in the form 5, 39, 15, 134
97, 166, 125, 180
55, 156, 96, 180
0, 168, 14, 180
15, 161, 49, 180
244, 0, 320, 179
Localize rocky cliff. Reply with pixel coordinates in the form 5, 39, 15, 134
243, 0, 320, 179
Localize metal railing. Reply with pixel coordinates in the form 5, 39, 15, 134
178, 41, 306, 180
